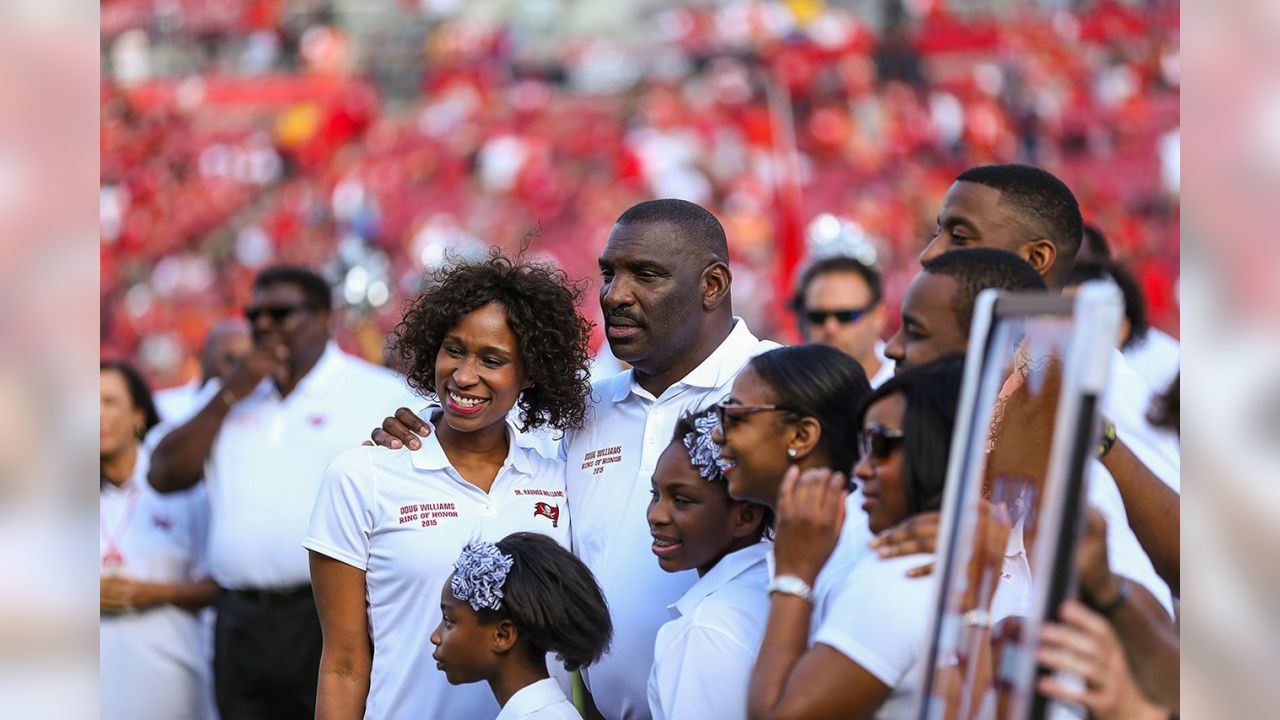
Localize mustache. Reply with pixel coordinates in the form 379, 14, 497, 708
605, 310, 642, 326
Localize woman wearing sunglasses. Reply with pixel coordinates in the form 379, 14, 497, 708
746, 356, 966, 720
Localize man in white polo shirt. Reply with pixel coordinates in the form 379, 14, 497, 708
149, 266, 416, 719
375, 199, 778, 719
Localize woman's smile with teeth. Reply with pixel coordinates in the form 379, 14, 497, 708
448, 391, 487, 408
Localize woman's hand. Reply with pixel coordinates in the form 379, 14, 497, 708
773, 466, 849, 585
1037, 600, 1167, 720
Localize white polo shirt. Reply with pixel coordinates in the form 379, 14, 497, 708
564, 319, 777, 720
497, 678, 582, 720
869, 340, 895, 389
100, 450, 212, 720
154, 379, 205, 424
1122, 328, 1179, 406
811, 553, 937, 719
201, 342, 418, 589
648, 542, 770, 720
807, 491, 875, 638
1105, 350, 1180, 491
304, 413, 571, 720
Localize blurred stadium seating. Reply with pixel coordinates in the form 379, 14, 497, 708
99, 0, 1180, 388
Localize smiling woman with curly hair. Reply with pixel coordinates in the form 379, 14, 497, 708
305, 249, 596, 720
391, 250, 593, 433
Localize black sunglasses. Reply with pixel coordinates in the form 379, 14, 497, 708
244, 304, 314, 324
859, 423, 905, 462
715, 398, 805, 430
804, 305, 874, 325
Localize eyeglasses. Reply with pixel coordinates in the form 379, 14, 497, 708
244, 304, 314, 325
715, 398, 805, 430
804, 306, 874, 326
859, 423, 905, 462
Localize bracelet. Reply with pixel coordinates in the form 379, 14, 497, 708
1096, 418, 1117, 459
961, 608, 991, 629
769, 574, 815, 604
1089, 578, 1129, 617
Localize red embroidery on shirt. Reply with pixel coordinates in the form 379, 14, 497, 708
514, 489, 565, 498
307, 414, 328, 428
151, 514, 173, 531
579, 446, 623, 475
398, 502, 458, 527
533, 502, 560, 527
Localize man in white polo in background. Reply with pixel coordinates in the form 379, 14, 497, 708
149, 266, 416, 719
791, 255, 894, 387
375, 199, 777, 719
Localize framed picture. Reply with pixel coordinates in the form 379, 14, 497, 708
914, 281, 1123, 720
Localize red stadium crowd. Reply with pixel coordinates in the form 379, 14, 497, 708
100, 0, 1179, 389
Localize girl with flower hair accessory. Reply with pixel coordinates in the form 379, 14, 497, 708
645, 406, 773, 720
432, 533, 612, 720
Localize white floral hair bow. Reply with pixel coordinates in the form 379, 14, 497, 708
450, 540, 514, 612
683, 408, 727, 483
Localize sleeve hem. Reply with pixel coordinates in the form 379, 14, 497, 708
813, 631, 899, 687
302, 538, 368, 571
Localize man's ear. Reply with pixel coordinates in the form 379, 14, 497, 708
492, 619, 519, 655
730, 501, 766, 540
702, 262, 732, 311
1021, 239, 1058, 280
788, 416, 822, 461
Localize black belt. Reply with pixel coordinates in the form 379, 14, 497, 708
224, 584, 312, 604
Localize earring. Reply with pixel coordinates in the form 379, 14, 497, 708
787, 447, 797, 459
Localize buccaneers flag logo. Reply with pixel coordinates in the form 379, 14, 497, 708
533, 502, 560, 528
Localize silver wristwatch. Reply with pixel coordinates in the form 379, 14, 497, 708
768, 574, 815, 604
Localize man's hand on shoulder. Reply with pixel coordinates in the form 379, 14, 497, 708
366, 407, 432, 450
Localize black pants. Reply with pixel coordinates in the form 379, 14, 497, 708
214, 586, 323, 720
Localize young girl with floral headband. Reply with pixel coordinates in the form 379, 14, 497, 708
431, 532, 612, 720
645, 406, 774, 720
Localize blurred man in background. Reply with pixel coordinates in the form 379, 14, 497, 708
791, 255, 893, 387
148, 266, 416, 719
153, 319, 251, 423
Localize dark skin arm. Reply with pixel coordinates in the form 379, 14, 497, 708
748, 467, 891, 720
310, 552, 373, 720
1100, 437, 1180, 594
1075, 507, 1179, 710
149, 340, 288, 493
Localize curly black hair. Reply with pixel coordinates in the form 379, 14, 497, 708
392, 249, 593, 432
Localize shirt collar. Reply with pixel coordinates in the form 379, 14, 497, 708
496, 678, 567, 720
409, 406, 534, 476
611, 318, 763, 403
670, 541, 771, 620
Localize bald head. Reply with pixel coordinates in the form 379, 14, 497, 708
201, 318, 251, 385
